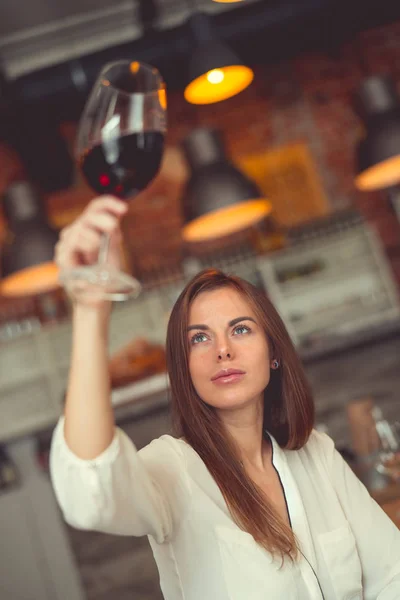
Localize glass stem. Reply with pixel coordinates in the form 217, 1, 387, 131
98, 233, 111, 266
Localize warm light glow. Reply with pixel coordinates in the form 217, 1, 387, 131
212, 0, 244, 3
185, 65, 254, 105
355, 155, 400, 190
207, 69, 225, 84
158, 87, 167, 110
1, 262, 60, 296
130, 61, 140, 74
182, 200, 272, 242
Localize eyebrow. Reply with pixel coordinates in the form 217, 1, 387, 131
187, 316, 256, 332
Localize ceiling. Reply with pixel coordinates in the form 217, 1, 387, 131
2, 0, 340, 112
0, 0, 262, 79
1, 0, 399, 96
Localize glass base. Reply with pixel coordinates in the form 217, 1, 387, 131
59, 265, 142, 302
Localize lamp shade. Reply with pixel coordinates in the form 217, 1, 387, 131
184, 13, 253, 105
354, 76, 400, 191
1, 181, 59, 296
181, 128, 271, 242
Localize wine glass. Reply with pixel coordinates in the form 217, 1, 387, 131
59, 60, 167, 301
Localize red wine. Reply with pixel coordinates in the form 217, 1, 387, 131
80, 131, 164, 199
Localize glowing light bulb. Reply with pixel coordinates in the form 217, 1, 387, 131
207, 69, 225, 84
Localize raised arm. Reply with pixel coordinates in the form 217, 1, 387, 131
55, 195, 127, 459
50, 197, 191, 542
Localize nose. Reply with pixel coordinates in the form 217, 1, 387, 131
217, 338, 234, 362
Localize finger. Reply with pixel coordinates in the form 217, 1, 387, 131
54, 243, 78, 269
58, 198, 126, 244
81, 212, 121, 235
55, 241, 98, 269
85, 196, 128, 218
55, 226, 99, 262
76, 248, 99, 266
55, 225, 98, 256
59, 224, 74, 241
72, 228, 102, 255
77, 226, 101, 246
54, 240, 64, 266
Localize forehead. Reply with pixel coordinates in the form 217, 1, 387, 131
189, 287, 255, 323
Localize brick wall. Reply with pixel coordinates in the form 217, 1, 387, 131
166, 20, 400, 284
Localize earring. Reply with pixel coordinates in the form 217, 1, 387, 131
271, 359, 280, 370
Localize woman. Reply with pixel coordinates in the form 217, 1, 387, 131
50, 196, 400, 600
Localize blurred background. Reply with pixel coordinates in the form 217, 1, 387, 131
2, 0, 400, 598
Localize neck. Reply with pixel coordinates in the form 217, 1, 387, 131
217, 396, 270, 472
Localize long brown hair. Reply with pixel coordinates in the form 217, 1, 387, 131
166, 268, 315, 562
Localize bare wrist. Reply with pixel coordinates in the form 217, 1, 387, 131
72, 301, 112, 324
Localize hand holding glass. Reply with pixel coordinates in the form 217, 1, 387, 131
59, 60, 167, 301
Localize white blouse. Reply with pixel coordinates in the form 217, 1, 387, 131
50, 417, 400, 600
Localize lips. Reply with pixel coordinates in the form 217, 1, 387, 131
211, 368, 246, 381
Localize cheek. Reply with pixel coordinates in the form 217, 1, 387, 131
188, 346, 211, 385
241, 336, 270, 362
251, 340, 271, 382
260, 365, 271, 388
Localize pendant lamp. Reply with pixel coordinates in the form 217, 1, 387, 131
1, 181, 59, 296
355, 76, 400, 191
181, 128, 271, 242
212, 0, 244, 3
184, 12, 254, 105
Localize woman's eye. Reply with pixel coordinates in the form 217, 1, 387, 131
233, 324, 251, 335
191, 332, 208, 345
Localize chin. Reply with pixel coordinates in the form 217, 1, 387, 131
202, 389, 263, 411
